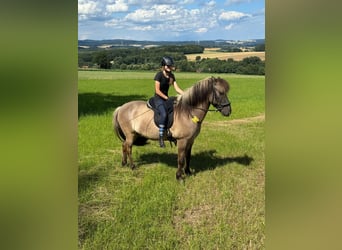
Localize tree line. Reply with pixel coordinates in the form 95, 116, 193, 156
78, 45, 265, 75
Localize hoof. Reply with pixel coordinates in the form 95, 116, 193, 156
176, 172, 184, 180
130, 164, 136, 170
177, 178, 185, 185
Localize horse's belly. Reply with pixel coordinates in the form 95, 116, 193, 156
136, 123, 159, 140
133, 108, 159, 140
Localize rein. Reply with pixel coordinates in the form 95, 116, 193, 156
192, 106, 219, 112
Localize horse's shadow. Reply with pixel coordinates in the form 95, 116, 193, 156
138, 150, 254, 173
78, 166, 108, 193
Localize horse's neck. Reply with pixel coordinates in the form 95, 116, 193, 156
191, 101, 210, 122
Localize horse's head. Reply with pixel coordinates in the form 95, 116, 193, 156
211, 77, 231, 116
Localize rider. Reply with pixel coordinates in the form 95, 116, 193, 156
154, 56, 184, 147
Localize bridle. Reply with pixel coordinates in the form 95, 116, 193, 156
211, 87, 231, 112
191, 87, 231, 113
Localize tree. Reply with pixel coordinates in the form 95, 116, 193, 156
255, 43, 265, 51
120, 63, 127, 70
93, 51, 111, 69
241, 56, 262, 65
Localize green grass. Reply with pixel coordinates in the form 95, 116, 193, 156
78, 70, 265, 249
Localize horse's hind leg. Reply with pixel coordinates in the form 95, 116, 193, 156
123, 136, 135, 169
121, 142, 128, 166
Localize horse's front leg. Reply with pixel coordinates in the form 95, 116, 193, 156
176, 139, 187, 180
184, 142, 193, 176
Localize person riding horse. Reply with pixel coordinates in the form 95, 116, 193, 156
113, 76, 231, 179
153, 56, 184, 147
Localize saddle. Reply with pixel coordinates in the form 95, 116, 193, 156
147, 96, 177, 146
147, 96, 176, 129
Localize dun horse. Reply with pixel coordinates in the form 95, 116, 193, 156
113, 77, 231, 180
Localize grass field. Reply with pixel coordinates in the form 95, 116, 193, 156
78, 70, 265, 249
186, 48, 265, 61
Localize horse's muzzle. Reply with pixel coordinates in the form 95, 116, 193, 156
220, 105, 231, 116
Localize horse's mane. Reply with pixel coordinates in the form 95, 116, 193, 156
175, 77, 216, 115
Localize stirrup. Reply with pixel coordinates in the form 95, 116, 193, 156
168, 138, 177, 147
166, 130, 177, 147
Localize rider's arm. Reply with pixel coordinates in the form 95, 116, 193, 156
173, 81, 184, 95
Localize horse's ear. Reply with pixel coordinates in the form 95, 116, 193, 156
212, 76, 217, 85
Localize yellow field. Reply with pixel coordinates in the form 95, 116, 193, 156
186, 48, 265, 61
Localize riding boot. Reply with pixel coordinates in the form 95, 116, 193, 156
159, 125, 165, 148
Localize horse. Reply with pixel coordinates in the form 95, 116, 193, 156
113, 76, 231, 180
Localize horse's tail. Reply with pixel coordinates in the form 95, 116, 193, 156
113, 107, 126, 142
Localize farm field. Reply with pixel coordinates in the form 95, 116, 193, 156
78, 70, 265, 249
186, 48, 265, 61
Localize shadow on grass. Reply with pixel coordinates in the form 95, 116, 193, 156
78, 92, 147, 118
78, 162, 112, 193
78, 165, 110, 193
137, 150, 254, 172
78, 151, 253, 191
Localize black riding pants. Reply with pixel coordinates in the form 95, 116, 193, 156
154, 96, 167, 127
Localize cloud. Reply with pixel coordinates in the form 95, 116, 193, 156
127, 0, 179, 5
125, 9, 155, 22
181, 0, 195, 4
195, 28, 208, 33
79, 0, 264, 40
104, 18, 125, 28
225, 23, 235, 30
219, 11, 251, 21
106, 0, 129, 13
102, 3, 221, 36
131, 25, 153, 31
78, 0, 99, 15
226, 0, 253, 5
206, 0, 216, 7
125, 5, 181, 23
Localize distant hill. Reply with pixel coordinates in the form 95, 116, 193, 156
78, 39, 265, 50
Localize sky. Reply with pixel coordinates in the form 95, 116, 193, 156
78, 0, 264, 41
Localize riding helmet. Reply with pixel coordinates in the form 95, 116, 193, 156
161, 56, 174, 66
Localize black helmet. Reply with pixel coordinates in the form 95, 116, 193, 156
161, 56, 174, 67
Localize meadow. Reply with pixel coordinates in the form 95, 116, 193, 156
185, 48, 265, 61
78, 70, 265, 249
